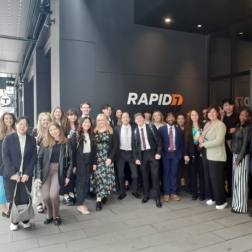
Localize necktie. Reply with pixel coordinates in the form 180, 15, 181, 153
169, 127, 174, 150
141, 128, 146, 150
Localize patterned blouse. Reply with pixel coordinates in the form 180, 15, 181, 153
192, 127, 201, 144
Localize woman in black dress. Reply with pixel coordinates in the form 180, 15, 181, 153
90, 114, 116, 211
0, 112, 16, 218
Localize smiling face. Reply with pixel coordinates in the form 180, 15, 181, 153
67, 114, 77, 123
153, 112, 161, 123
177, 115, 185, 127
4, 114, 14, 127
208, 108, 218, 121
49, 125, 60, 139
103, 107, 112, 118
239, 110, 250, 125
82, 119, 91, 132
54, 108, 62, 119
80, 104, 91, 116
190, 110, 199, 123
116, 110, 122, 120
144, 112, 152, 121
135, 115, 145, 127
166, 113, 175, 126
16, 119, 28, 135
122, 112, 130, 126
97, 119, 106, 128
223, 102, 234, 114
41, 115, 50, 129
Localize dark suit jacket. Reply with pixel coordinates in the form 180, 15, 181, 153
109, 119, 115, 129
70, 132, 97, 174
159, 125, 183, 160
0, 132, 37, 179
132, 124, 162, 163
113, 124, 137, 161
184, 133, 196, 157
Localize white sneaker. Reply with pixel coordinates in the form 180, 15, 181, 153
22, 221, 31, 229
206, 199, 216, 205
10, 223, 19, 231
216, 202, 228, 210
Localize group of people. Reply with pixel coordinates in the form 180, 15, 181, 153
0, 99, 251, 232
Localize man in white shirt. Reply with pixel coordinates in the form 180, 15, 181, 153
133, 113, 163, 208
114, 112, 141, 200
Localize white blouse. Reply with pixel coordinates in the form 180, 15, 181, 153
83, 133, 91, 153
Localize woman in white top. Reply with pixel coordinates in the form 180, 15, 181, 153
70, 118, 96, 214
151, 110, 166, 129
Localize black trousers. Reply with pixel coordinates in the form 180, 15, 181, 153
140, 150, 160, 198
202, 149, 226, 205
116, 151, 138, 194
76, 153, 90, 205
184, 162, 191, 193
189, 145, 205, 199
225, 143, 233, 195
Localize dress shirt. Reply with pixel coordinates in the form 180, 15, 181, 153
138, 124, 151, 151
83, 133, 91, 153
167, 124, 176, 150
82, 115, 90, 118
120, 124, 132, 151
145, 120, 150, 124
17, 132, 26, 174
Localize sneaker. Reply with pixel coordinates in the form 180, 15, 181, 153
22, 221, 31, 229
206, 199, 216, 205
216, 202, 228, 210
10, 223, 19, 231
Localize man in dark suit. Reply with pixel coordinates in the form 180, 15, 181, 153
102, 104, 114, 128
113, 112, 141, 200
159, 112, 183, 202
133, 113, 163, 208
79, 102, 96, 127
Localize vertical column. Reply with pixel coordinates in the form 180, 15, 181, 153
23, 78, 34, 127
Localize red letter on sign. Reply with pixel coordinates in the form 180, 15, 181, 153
171, 95, 183, 105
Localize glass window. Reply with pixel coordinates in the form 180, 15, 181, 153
210, 79, 231, 107
233, 75, 250, 113
210, 31, 231, 77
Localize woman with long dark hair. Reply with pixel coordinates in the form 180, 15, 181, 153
114, 109, 123, 127
184, 110, 205, 200
60, 109, 78, 206
71, 118, 96, 214
0, 112, 16, 218
35, 122, 73, 226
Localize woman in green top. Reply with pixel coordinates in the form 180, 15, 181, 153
184, 110, 205, 201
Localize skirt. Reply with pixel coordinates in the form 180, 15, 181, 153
0, 176, 7, 204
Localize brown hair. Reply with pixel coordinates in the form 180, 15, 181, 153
77, 118, 96, 144
134, 113, 144, 119
80, 102, 91, 108
94, 113, 113, 134
43, 122, 67, 147
0, 112, 16, 140
66, 109, 79, 133
207, 105, 219, 120
184, 110, 204, 144
50, 106, 67, 131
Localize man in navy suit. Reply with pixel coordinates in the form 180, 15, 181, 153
159, 112, 183, 202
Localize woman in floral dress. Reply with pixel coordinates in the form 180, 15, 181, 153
90, 114, 116, 211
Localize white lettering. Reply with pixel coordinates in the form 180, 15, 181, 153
244, 97, 250, 107
162, 94, 172, 105
137, 93, 148, 105
149, 93, 159, 105
158, 94, 163, 105
127, 92, 138, 105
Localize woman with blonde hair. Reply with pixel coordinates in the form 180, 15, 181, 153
51, 107, 67, 133
35, 122, 73, 226
151, 110, 166, 129
90, 113, 116, 211
0, 112, 16, 218
31, 112, 51, 213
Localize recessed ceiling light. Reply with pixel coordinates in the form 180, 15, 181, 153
239, 32, 243, 35
165, 18, 171, 23
197, 24, 202, 28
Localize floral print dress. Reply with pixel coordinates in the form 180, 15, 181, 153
90, 130, 116, 197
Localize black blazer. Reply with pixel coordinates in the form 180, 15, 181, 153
113, 124, 136, 161
132, 124, 162, 163
109, 119, 115, 129
184, 133, 196, 157
36, 141, 73, 186
0, 132, 37, 179
70, 132, 97, 174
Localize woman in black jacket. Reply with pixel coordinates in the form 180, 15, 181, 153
231, 109, 251, 214
71, 118, 96, 214
90, 114, 116, 211
184, 110, 205, 201
35, 122, 73, 226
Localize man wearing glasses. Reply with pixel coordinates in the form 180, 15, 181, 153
113, 112, 141, 200
159, 112, 183, 202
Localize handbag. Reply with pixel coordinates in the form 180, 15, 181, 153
10, 182, 35, 223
